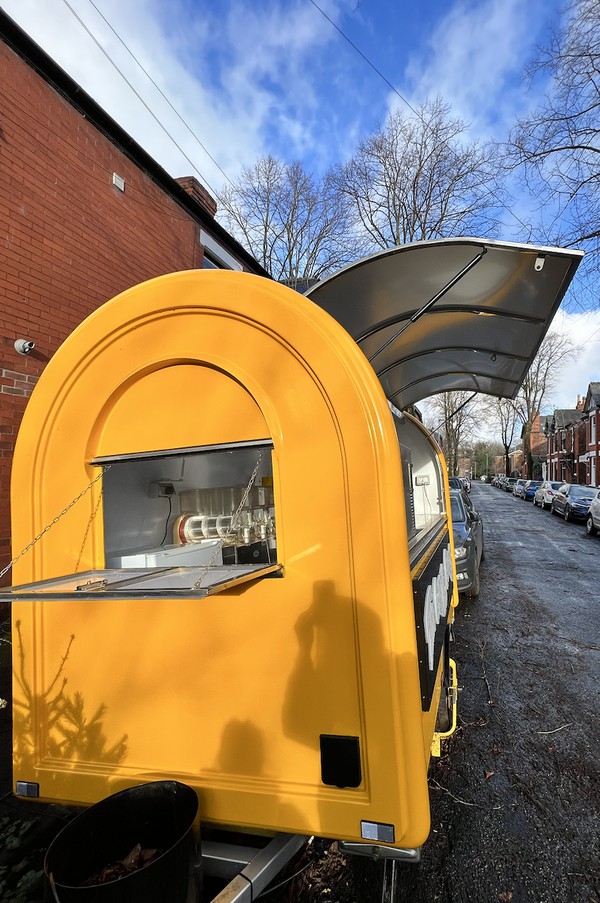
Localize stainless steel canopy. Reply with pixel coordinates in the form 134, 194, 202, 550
306, 238, 583, 410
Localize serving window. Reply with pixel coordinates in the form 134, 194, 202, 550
3, 441, 280, 600
2, 440, 276, 600
99, 440, 277, 570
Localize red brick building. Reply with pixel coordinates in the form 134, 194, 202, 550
0, 12, 266, 580
544, 407, 586, 483
583, 382, 600, 486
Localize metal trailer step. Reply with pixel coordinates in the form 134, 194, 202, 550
198, 832, 308, 902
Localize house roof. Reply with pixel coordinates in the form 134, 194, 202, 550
0, 9, 269, 278
585, 382, 600, 410
552, 409, 585, 429
307, 237, 583, 409
539, 414, 551, 431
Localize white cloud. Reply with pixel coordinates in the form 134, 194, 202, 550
1, 0, 352, 194
547, 310, 600, 411
3, 0, 567, 204
400, 0, 562, 140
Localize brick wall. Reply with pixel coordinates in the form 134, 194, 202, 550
0, 38, 248, 581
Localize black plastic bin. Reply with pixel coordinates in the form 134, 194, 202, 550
44, 780, 199, 903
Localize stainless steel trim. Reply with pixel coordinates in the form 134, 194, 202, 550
0, 563, 284, 602
339, 841, 421, 863
91, 439, 273, 465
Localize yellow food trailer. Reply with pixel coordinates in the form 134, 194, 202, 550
1, 238, 581, 889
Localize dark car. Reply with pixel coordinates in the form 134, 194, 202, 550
551, 483, 598, 521
448, 476, 473, 512
523, 479, 543, 501
502, 477, 518, 492
450, 489, 484, 598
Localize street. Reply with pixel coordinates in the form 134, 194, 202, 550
390, 482, 600, 903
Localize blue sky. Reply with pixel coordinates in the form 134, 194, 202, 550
2, 0, 599, 411
1, 0, 566, 195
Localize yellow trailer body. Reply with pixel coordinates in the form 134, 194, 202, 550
5, 238, 582, 852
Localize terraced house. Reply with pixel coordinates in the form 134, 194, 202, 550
544, 383, 600, 485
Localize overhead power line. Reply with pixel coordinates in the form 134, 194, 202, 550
307, 0, 420, 118
85, 0, 233, 188
307, 0, 532, 235
59, 0, 223, 197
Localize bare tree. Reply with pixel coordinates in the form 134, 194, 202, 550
425, 392, 481, 475
514, 330, 577, 476
507, 0, 600, 273
471, 439, 504, 480
491, 397, 521, 476
216, 156, 356, 287
333, 97, 504, 250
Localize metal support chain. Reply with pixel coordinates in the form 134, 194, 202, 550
74, 483, 106, 573
0, 466, 111, 582
193, 452, 264, 589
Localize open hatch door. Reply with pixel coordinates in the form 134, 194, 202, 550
1, 562, 282, 600
306, 237, 583, 409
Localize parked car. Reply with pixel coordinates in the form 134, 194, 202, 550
586, 489, 600, 536
551, 483, 598, 521
448, 476, 473, 512
513, 478, 528, 498
502, 477, 518, 492
523, 479, 543, 501
449, 489, 484, 598
533, 480, 563, 510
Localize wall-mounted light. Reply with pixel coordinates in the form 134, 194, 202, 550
14, 338, 35, 355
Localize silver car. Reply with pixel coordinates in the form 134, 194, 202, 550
586, 489, 600, 536
513, 478, 528, 499
533, 480, 563, 510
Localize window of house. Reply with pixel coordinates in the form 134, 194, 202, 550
202, 253, 220, 270
200, 229, 243, 271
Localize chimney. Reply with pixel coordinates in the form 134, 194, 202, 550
576, 394, 584, 411
175, 176, 217, 218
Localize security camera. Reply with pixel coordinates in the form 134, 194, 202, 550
14, 339, 35, 355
